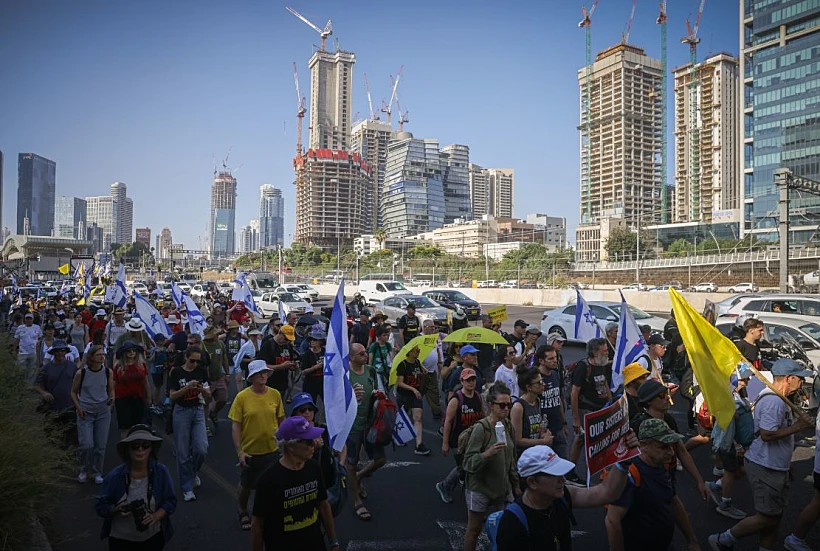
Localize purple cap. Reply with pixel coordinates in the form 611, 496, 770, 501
276, 416, 324, 441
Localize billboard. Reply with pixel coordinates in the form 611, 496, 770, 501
135, 227, 151, 247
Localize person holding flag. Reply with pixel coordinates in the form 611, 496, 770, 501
611, 291, 648, 393
574, 289, 601, 342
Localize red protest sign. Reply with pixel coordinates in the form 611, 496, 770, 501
583, 396, 640, 476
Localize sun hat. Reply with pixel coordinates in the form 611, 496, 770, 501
638, 418, 684, 444
525, 325, 542, 335
637, 379, 668, 405
623, 362, 650, 386
276, 416, 324, 441
24, 313, 34, 319
460, 344, 479, 355
96, 308, 106, 316
47, 339, 71, 354
227, 320, 240, 329
545, 332, 567, 345
116, 424, 163, 458
309, 328, 327, 340
125, 318, 145, 332
246, 359, 273, 381
247, 328, 262, 336
280, 324, 296, 341
453, 308, 466, 321
116, 340, 145, 358
113, 308, 125, 315
166, 314, 180, 325
290, 392, 318, 413
304, 304, 314, 314
517, 445, 576, 477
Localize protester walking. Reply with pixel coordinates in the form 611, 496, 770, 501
113, 341, 151, 438
534, 345, 569, 458
510, 366, 553, 456
35, 339, 80, 445
72, 344, 114, 484
395, 344, 430, 455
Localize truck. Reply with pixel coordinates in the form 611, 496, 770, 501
790, 271, 820, 293
245, 272, 279, 292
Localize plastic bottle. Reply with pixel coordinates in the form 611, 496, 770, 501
495, 421, 506, 445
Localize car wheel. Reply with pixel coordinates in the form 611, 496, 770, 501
728, 288, 735, 293
549, 326, 567, 340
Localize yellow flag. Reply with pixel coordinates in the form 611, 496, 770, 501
668, 288, 738, 429
58, 263, 70, 275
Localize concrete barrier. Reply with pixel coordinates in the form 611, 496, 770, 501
311, 283, 733, 312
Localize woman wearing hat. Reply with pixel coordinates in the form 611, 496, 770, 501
290, 393, 334, 493
95, 424, 177, 550
300, 327, 327, 404
114, 341, 151, 438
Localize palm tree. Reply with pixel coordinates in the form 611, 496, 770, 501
374, 228, 387, 251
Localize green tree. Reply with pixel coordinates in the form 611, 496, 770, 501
604, 227, 654, 261
373, 228, 387, 250
666, 238, 693, 257
407, 244, 444, 259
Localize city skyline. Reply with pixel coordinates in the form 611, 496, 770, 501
0, 1, 739, 248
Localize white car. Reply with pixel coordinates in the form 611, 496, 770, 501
728, 282, 759, 293
190, 284, 208, 299
691, 282, 719, 292
295, 284, 320, 301
541, 301, 666, 341
177, 282, 192, 294
129, 282, 149, 295
275, 285, 316, 303
621, 284, 642, 292
499, 280, 517, 289
216, 281, 235, 294
256, 292, 309, 318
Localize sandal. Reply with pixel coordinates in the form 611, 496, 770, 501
238, 512, 251, 531
354, 503, 372, 521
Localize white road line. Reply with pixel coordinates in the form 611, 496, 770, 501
382, 460, 422, 469
346, 539, 447, 550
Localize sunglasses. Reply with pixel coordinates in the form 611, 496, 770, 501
295, 406, 315, 414
462, 376, 477, 382
129, 442, 152, 450
493, 401, 513, 409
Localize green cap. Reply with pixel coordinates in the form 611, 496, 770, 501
638, 418, 683, 444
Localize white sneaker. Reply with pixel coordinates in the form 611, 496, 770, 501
784, 534, 813, 551
183, 491, 197, 502
712, 466, 724, 477
94, 474, 104, 485
77, 472, 88, 484
194, 476, 201, 489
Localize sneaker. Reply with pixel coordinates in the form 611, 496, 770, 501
712, 466, 724, 477
77, 472, 88, 484
438, 427, 444, 437
707, 533, 733, 551
676, 462, 683, 472
94, 474, 104, 485
565, 472, 585, 487
415, 443, 431, 456
784, 534, 813, 551
183, 491, 197, 502
194, 476, 201, 489
435, 481, 453, 504
706, 481, 722, 506
716, 502, 746, 520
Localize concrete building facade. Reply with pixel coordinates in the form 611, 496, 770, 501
308, 49, 355, 151
525, 213, 567, 250
440, 144, 472, 224
209, 171, 237, 257
351, 119, 394, 232
673, 53, 740, 224
86, 196, 118, 252
258, 184, 284, 248
110, 182, 133, 245
469, 164, 514, 219
158, 227, 172, 260
55, 196, 87, 239
135, 227, 151, 248
17, 153, 56, 236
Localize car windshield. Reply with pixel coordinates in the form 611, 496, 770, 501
297, 285, 310, 290
250, 290, 261, 297
40, 286, 56, 293
256, 277, 277, 288
408, 297, 437, 308
385, 282, 407, 291
799, 323, 820, 342
279, 293, 301, 302
447, 291, 469, 300
614, 304, 652, 320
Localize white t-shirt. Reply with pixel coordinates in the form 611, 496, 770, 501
494, 364, 519, 399
636, 353, 663, 382
14, 324, 42, 355
422, 338, 442, 373
44, 344, 80, 364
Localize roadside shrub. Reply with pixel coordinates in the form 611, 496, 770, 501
0, 335, 71, 550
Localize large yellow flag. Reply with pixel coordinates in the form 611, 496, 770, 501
669, 288, 738, 430
58, 263, 70, 275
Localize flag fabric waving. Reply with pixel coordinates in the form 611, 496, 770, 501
58, 263, 70, 275
574, 290, 602, 341
133, 291, 172, 339
182, 294, 207, 337
669, 288, 739, 430
278, 294, 287, 322
611, 291, 648, 391
170, 282, 186, 308
58, 280, 72, 297
231, 277, 262, 316
104, 259, 128, 308
323, 280, 358, 452
393, 406, 418, 446
11, 274, 17, 295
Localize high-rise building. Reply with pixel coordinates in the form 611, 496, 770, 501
469, 164, 490, 219
17, 153, 56, 236
158, 227, 172, 260
135, 227, 151, 248
0, 150, 3, 236
351, 119, 395, 232
673, 53, 739, 223
86, 222, 104, 255
575, 44, 663, 261
250, 219, 260, 251
110, 182, 133, 245
258, 184, 284, 248
469, 165, 515, 219
86, 196, 118, 251
55, 196, 87, 238
209, 170, 237, 257
381, 132, 446, 237
239, 222, 260, 254
741, 2, 820, 242
308, 49, 355, 151
440, 144, 471, 224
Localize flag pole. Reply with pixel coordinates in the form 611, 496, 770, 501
744, 363, 805, 416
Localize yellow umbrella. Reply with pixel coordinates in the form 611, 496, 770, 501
388, 334, 440, 386
443, 326, 509, 345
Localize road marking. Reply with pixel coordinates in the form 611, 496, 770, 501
347, 539, 447, 550
382, 460, 422, 469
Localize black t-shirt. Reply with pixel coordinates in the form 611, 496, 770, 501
495, 493, 573, 551
396, 359, 423, 397
224, 333, 243, 362
611, 457, 676, 550
398, 314, 420, 342
539, 369, 563, 433
168, 366, 209, 408
253, 459, 328, 551
571, 360, 610, 410
301, 348, 323, 378
257, 338, 297, 390
735, 339, 760, 366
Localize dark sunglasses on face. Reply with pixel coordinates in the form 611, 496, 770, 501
493, 401, 512, 409
130, 442, 152, 450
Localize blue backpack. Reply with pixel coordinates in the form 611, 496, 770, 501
485, 503, 528, 551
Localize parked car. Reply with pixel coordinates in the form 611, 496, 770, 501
477, 280, 498, 288
541, 301, 666, 341
255, 292, 309, 318
216, 281, 235, 294
190, 284, 208, 299
374, 295, 450, 328
499, 280, 518, 289
621, 284, 642, 292
359, 280, 412, 305
421, 289, 481, 320
275, 285, 316, 303
728, 282, 759, 293
177, 282, 192, 294
723, 294, 820, 323
39, 285, 58, 298
128, 282, 149, 295
294, 284, 319, 301
649, 285, 674, 292
691, 282, 719, 292
156, 282, 173, 300
716, 294, 756, 316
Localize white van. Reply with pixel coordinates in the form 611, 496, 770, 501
358, 280, 412, 305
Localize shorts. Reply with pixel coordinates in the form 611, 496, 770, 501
464, 489, 512, 513
718, 445, 743, 474
814, 471, 820, 491
115, 396, 147, 431
210, 379, 228, 403
746, 459, 790, 516
397, 393, 423, 412
239, 451, 279, 490
151, 373, 164, 388
345, 430, 386, 466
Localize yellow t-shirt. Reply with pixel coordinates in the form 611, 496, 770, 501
228, 386, 284, 455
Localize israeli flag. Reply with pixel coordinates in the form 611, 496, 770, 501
182, 294, 207, 337
323, 280, 358, 452
170, 282, 186, 308
233, 272, 247, 287
231, 280, 261, 316
83, 261, 94, 298
11, 274, 17, 295
133, 291, 172, 339
611, 291, 648, 392
574, 289, 602, 341
278, 294, 287, 321
103, 261, 112, 277
393, 406, 418, 446
104, 259, 128, 307
58, 280, 72, 297
72, 262, 82, 280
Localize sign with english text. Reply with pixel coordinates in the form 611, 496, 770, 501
583, 396, 640, 476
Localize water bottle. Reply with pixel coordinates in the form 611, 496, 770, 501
494, 421, 506, 445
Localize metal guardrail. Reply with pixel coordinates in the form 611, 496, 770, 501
574, 247, 820, 272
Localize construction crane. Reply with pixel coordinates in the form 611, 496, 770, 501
622, 0, 637, 44
363, 73, 379, 120
292, 62, 307, 158
657, 1, 668, 223
396, 98, 409, 131
380, 65, 404, 126
579, 0, 600, 224
285, 7, 333, 51
682, 0, 706, 222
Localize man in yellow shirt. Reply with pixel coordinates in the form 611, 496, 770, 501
228, 359, 285, 531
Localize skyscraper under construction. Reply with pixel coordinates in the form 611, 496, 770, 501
209, 170, 237, 257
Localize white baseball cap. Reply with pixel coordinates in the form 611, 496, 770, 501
517, 445, 575, 478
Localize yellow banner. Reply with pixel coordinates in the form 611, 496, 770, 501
58, 263, 70, 275
487, 305, 508, 323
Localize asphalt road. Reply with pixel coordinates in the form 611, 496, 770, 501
47, 299, 820, 551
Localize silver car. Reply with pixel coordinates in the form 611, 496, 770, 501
375, 295, 450, 328
541, 301, 666, 341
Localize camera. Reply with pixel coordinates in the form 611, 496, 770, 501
124, 499, 149, 532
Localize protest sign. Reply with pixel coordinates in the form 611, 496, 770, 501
583, 396, 640, 476
487, 305, 508, 323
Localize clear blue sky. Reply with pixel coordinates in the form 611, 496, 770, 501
0, 0, 739, 249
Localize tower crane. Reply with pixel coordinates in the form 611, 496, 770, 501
380, 65, 404, 126
396, 98, 409, 131
285, 7, 333, 51
622, 0, 637, 44
293, 62, 306, 158
682, 0, 706, 222
657, 1, 668, 223
579, 0, 600, 224
364, 73, 379, 120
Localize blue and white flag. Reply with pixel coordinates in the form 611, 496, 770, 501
574, 290, 602, 341
58, 279, 72, 297
278, 294, 287, 322
103, 261, 112, 277
133, 291, 172, 339
611, 291, 648, 392
11, 274, 17, 295
323, 280, 357, 452
170, 282, 186, 308
393, 406, 418, 446
72, 262, 82, 280
104, 259, 128, 308
83, 261, 94, 299
182, 294, 207, 337
233, 272, 247, 288
232, 280, 261, 316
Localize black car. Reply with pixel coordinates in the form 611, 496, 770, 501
422, 289, 481, 320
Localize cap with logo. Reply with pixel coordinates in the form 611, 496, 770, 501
290, 392, 318, 413
517, 445, 576, 477
545, 332, 567, 345
514, 319, 528, 328
459, 367, 477, 380
276, 416, 325, 441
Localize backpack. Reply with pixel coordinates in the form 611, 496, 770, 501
486, 503, 527, 551
448, 390, 484, 448
564, 360, 593, 406
456, 417, 499, 456
697, 400, 714, 431
351, 322, 369, 347
366, 390, 397, 446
